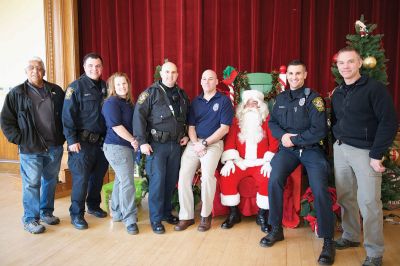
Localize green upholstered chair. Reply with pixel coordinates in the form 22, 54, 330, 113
245, 72, 275, 111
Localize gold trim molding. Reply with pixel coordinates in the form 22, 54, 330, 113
44, 0, 79, 89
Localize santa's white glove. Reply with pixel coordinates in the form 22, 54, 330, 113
220, 160, 235, 177
260, 161, 272, 177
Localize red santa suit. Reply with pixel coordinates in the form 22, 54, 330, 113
219, 116, 279, 209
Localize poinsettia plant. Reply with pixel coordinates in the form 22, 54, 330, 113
300, 187, 341, 235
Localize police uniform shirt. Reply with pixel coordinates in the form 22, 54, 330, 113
159, 81, 181, 117
188, 91, 234, 139
62, 74, 107, 145
269, 87, 327, 146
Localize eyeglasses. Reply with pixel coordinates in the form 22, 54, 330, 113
26, 65, 44, 72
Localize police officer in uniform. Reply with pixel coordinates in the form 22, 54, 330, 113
261, 60, 335, 265
62, 53, 109, 230
133, 62, 189, 234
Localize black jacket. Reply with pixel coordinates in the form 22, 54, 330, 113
1, 80, 65, 153
331, 75, 398, 159
133, 82, 189, 146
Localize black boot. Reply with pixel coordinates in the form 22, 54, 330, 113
259, 225, 284, 247
256, 208, 271, 233
318, 238, 335, 265
221, 206, 241, 229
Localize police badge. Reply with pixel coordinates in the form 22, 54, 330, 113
299, 97, 305, 106
213, 103, 219, 111
312, 97, 325, 112
65, 87, 74, 100
137, 91, 149, 104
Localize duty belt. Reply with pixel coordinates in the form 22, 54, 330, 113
150, 129, 184, 143
295, 144, 320, 149
79, 130, 104, 145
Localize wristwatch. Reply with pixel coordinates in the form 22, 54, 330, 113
201, 139, 208, 147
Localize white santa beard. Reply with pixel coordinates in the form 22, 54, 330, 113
238, 109, 264, 144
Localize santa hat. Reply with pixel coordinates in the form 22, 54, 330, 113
241, 90, 265, 105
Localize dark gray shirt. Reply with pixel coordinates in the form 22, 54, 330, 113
27, 82, 57, 146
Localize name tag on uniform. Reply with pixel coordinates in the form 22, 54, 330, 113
278, 106, 286, 108
84, 93, 91, 96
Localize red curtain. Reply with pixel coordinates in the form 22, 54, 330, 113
79, 0, 400, 117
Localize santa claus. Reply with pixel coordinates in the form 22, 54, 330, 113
219, 90, 279, 232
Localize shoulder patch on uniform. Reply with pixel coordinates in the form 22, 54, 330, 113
65, 87, 74, 100
312, 97, 325, 112
137, 91, 149, 104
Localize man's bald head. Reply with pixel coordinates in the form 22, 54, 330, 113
160, 62, 179, 87
201, 69, 218, 94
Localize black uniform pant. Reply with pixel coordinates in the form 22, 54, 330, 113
146, 141, 181, 223
68, 142, 109, 217
268, 146, 334, 238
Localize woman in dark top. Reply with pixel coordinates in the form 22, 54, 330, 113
102, 72, 139, 235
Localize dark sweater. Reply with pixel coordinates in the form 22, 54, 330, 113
331, 75, 398, 159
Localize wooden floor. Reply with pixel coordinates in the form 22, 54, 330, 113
0, 172, 399, 266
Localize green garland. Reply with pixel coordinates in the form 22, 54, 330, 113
268, 71, 281, 101
233, 71, 249, 105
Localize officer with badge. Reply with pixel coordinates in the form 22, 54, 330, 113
62, 52, 109, 230
261, 60, 336, 265
132, 62, 190, 234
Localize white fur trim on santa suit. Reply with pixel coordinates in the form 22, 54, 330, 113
240, 158, 265, 168
242, 90, 264, 105
221, 149, 240, 164
245, 141, 257, 160
263, 151, 275, 162
256, 193, 269, 209
220, 193, 240, 206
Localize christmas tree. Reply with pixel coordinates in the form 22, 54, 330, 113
331, 15, 388, 85
382, 147, 400, 209
331, 15, 400, 209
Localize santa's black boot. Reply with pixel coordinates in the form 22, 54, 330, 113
256, 208, 271, 233
221, 206, 241, 229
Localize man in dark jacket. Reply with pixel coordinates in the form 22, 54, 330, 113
62, 53, 109, 230
1, 57, 65, 234
133, 62, 190, 234
332, 47, 398, 266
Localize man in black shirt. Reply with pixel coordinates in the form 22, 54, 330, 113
1, 57, 65, 234
331, 47, 398, 266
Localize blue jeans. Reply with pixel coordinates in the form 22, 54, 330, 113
19, 146, 64, 224
103, 143, 137, 225
146, 141, 181, 223
68, 142, 109, 217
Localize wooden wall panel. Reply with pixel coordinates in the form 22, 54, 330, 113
0, 129, 18, 161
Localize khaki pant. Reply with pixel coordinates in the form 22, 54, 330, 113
334, 141, 384, 257
178, 140, 223, 219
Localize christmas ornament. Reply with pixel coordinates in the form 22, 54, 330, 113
363, 56, 377, 68
389, 149, 399, 162
355, 20, 368, 37
332, 53, 338, 63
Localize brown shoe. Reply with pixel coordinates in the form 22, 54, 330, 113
198, 215, 212, 232
174, 219, 195, 231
